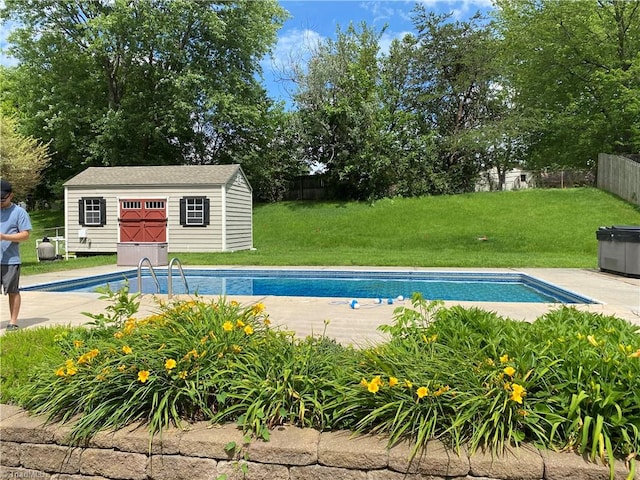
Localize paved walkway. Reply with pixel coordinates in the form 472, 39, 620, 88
2, 265, 638, 344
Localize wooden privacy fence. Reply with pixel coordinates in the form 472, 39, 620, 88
597, 153, 640, 206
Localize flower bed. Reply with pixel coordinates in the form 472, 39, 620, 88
7, 286, 640, 479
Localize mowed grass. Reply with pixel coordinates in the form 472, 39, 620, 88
188, 188, 640, 267
21, 188, 640, 275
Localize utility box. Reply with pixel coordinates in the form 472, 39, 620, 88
117, 242, 168, 267
596, 226, 640, 277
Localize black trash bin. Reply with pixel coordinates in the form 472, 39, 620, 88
596, 225, 640, 277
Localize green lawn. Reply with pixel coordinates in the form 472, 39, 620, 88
21, 187, 640, 275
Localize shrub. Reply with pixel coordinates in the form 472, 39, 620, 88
20, 294, 276, 441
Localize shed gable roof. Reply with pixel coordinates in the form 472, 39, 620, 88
64, 164, 244, 188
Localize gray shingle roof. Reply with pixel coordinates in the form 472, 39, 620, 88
64, 164, 242, 187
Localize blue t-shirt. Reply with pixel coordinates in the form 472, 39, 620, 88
1, 203, 32, 265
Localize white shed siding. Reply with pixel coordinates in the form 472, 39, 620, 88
166, 187, 224, 253
225, 172, 253, 251
65, 189, 121, 253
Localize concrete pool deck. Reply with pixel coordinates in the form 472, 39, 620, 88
2, 265, 639, 344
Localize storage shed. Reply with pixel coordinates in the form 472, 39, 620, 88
63, 164, 253, 259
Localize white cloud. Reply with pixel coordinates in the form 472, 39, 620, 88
378, 29, 413, 55
416, 0, 494, 19
270, 27, 324, 71
261, 28, 325, 102
359, 0, 415, 27
360, 0, 398, 24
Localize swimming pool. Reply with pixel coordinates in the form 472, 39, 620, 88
22, 269, 596, 304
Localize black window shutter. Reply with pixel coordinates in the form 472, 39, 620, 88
179, 198, 186, 225
99, 198, 107, 226
204, 198, 210, 225
78, 199, 85, 225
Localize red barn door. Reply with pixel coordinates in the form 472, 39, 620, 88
119, 199, 167, 242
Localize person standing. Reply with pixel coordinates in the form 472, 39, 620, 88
0, 179, 32, 331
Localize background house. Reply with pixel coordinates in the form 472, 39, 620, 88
475, 168, 534, 192
63, 164, 253, 259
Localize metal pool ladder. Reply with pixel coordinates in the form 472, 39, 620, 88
136, 257, 189, 298
137, 257, 160, 294
168, 257, 189, 298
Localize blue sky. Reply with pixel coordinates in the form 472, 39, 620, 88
266, 0, 493, 101
0, 0, 493, 103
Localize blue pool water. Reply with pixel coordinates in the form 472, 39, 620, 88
22, 269, 596, 304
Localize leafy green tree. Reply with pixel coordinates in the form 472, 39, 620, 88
407, 9, 498, 193
494, 0, 640, 170
0, 116, 51, 202
240, 104, 309, 203
0, 0, 287, 198
378, 35, 441, 196
293, 22, 395, 200
454, 82, 540, 191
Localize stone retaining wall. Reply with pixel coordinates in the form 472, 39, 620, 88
1, 404, 637, 480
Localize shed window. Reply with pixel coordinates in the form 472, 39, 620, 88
180, 197, 210, 227
79, 197, 106, 226
145, 201, 165, 209
122, 201, 141, 209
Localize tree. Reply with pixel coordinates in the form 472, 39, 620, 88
239, 104, 309, 203
293, 22, 395, 200
494, 0, 640, 170
407, 9, 499, 193
0, 0, 287, 198
0, 116, 51, 203
378, 35, 441, 196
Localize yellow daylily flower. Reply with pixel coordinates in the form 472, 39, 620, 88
389, 376, 399, 387
510, 383, 526, 404
416, 387, 429, 399
137, 370, 150, 383
123, 318, 137, 334
165, 359, 177, 370
503, 366, 516, 377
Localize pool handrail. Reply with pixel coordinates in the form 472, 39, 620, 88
137, 257, 160, 294
168, 257, 189, 298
